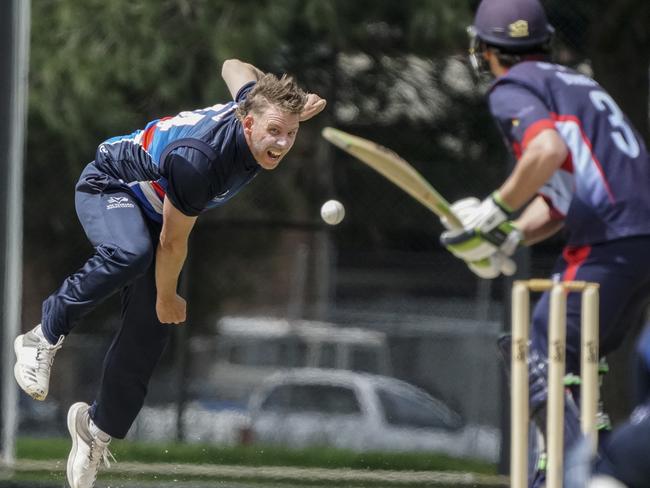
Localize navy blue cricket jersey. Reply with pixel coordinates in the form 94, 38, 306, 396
94, 82, 260, 222
489, 62, 650, 246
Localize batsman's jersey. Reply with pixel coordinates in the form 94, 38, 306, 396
94, 82, 260, 222
488, 62, 650, 245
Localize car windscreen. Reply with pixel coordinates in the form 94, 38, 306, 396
221, 338, 307, 367
376, 386, 462, 430
260, 383, 362, 415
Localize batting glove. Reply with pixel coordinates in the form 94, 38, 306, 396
440, 197, 481, 230
467, 253, 517, 279
440, 192, 522, 262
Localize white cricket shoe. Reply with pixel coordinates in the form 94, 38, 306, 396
67, 402, 114, 488
13, 324, 64, 400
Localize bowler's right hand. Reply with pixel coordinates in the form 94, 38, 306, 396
156, 294, 187, 324
299, 93, 327, 122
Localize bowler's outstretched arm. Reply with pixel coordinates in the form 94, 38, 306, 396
155, 197, 197, 324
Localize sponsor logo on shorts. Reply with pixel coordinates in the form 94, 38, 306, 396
106, 196, 135, 210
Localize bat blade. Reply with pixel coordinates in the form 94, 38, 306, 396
322, 126, 517, 277
322, 127, 463, 228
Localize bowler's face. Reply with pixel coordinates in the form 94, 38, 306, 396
243, 106, 300, 170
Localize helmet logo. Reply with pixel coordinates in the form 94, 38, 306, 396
508, 20, 529, 38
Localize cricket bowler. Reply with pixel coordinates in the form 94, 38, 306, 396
13, 58, 326, 488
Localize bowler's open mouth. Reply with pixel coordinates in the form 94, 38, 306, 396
268, 150, 282, 160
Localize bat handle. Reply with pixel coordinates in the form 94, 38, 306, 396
500, 255, 517, 276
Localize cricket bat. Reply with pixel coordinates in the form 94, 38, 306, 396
321, 126, 516, 276
322, 127, 463, 228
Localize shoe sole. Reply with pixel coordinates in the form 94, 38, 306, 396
13, 335, 46, 401
67, 402, 88, 488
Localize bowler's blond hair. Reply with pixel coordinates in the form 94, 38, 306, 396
236, 73, 307, 120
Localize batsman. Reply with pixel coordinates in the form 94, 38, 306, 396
440, 0, 650, 486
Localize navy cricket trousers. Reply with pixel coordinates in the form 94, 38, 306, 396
525, 238, 650, 488
41, 162, 173, 438
527, 237, 650, 461
531, 236, 650, 378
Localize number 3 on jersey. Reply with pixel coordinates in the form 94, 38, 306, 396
589, 90, 640, 158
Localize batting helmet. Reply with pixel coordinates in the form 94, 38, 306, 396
471, 0, 554, 51
467, 0, 554, 77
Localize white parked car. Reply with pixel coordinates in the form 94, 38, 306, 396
247, 368, 500, 462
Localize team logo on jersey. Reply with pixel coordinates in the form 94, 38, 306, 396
509, 20, 529, 38
106, 196, 135, 210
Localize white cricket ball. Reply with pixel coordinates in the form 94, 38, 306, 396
320, 199, 345, 225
